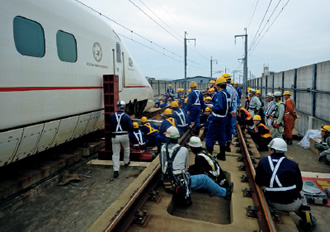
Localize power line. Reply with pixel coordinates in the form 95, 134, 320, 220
247, 0, 260, 28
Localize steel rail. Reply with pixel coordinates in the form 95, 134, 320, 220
236, 124, 277, 232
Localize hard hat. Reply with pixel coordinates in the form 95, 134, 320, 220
188, 89, 192, 93
256, 90, 261, 94
268, 138, 287, 152
205, 107, 211, 112
283, 90, 291, 96
321, 125, 330, 132
253, 115, 261, 121
210, 80, 215, 84
230, 80, 233, 84
177, 88, 180, 92
216, 76, 226, 85
266, 92, 274, 98
169, 84, 172, 87
158, 97, 162, 100
209, 88, 215, 92
184, 98, 188, 103
190, 81, 197, 88
163, 108, 172, 116
235, 82, 238, 85
171, 101, 179, 108
274, 91, 282, 97
205, 96, 212, 101
222, 73, 231, 79
188, 136, 202, 148
248, 87, 251, 92
165, 126, 180, 139
133, 122, 139, 129
141, 116, 148, 123
250, 88, 256, 93
116, 100, 126, 109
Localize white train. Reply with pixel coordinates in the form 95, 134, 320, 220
0, 0, 154, 167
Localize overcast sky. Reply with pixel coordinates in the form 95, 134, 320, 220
79, 0, 330, 82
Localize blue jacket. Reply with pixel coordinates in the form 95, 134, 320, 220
236, 86, 242, 100
172, 108, 190, 128
159, 117, 178, 135
141, 122, 159, 137
129, 129, 147, 147
255, 153, 302, 204
109, 111, 134, 135
186, 90, 204, 112
211, 89, 233, 119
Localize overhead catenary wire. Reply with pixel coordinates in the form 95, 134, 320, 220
247, 0, 260, 28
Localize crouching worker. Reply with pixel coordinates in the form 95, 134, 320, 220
188, 136, 229, 188
237, 105, 253, 128
315, 125, 330, 153
255, 138, 316, 230
129, 122, 147, 150
246, 115, 272, 151
141, 116, 159, 147
160, 127, 233, 207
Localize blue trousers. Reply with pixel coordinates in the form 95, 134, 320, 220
189, 109, 201, 127
190, 174, 226, 197
231, 115, 237, 136
206, 117, 229, 147
155, 134, 166, 148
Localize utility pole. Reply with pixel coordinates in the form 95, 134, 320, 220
210, 56, 217, 78
184, 31, 196, 93
235, 28, 248, 91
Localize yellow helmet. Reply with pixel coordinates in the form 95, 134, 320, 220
248, 87, 251, 92
222, 73, 231, 79
210, 80, 215, 84
205, 107, 211, 112
209, 88, 215, 92
253, 115, 261, 121
274, 91, 282, 97
184, 98, 188, 103
256, 90, 261, 94
321, 125, 330, 132
171, 101, 179, 108
235, 82, 238, 85
188, 89, 192, 93
230, 80, 233, 84
216, 76, 226, 85
190, 81, 197, 88
205, 96, 212, 101
169, 84, 172, 87
283, 90, 291, 96
141, 116, 148, 123
133, 122, 139, 128
163, 108, 172, 116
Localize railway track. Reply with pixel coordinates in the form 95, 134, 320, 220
88, 122, 286, 232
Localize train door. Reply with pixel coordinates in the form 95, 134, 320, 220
114, 42, 124, 92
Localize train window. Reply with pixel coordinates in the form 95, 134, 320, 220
13, 16, 45, 57
56, 30, 77, 62
116, 42, 121, 63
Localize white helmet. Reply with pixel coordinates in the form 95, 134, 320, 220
165, 126, 180, 139
116, 100, 126, 109
268, 138, 287, 153
188, 136, 202, 147
266, 92, 274, 98
273, 92, 282, 97
250, 88, 256, 93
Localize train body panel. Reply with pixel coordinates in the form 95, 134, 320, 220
0, 0, 154, 166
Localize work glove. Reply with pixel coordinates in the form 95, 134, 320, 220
274, 124, 280, 128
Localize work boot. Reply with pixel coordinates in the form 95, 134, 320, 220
193, 126, 200, 136
298, 205, 317, 230
217, 145, 226, 161
225, 141, 231, 152
225, 182, 234, 201
287, 138, 293, 145
206, 146, 213, 155
124, 161, 130, 168
113, 171, 119, 178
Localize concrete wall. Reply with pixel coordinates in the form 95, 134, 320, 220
248, 60, 330, 135
148, 79, 210, 98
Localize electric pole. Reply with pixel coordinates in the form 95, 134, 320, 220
235, 28, 248, 91
184, 31, 196, 93
210, 56, 217, 78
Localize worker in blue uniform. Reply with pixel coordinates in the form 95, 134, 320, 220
186, 81, 204, 136
171, 101, 190, 136
203, 96, 213, 112
140, 116, 159, 147
200, 107, 212, 141
155, 108, 178, 155
129, 122, 147, 150
166, 84, 175, 101
255, 138, 316, 230
205, 76, 233, 161
234, 82, 242, 106
109, 100, 134, 178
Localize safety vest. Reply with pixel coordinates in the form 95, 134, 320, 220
133, 130, 146, 146
254, 123, 271, 138
197, 150, 220, 178
272, 101, 284, 119
239, 107, 252, 120
174, 109, 188, 127
265, 156, 297, 192
192, 90, 201, 106
114, 112, 127, 134
163, 118, 176, 134
144, 123, 159, 135
161, 144, 183, 175
212, 91, 232, 118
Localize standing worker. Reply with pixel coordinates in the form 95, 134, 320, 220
271, 92, 285, 139
109, 100, 134, 178
171, 101, 190, 136
265, 93, 276, 130
205, 76, 233, 161
186, 81, 204, 136
283, 91, 295, 145
255, 138, 316, 230
166, 84, 175, 101
248, 89, 261, 118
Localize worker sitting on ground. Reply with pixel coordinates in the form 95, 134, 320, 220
315, 125, 330, 152
158, 97, 166, 108
246, 115, 272, 151
319, 137, 330, 163
203, 96, 213, 112
255, 138, 316, 230
188, 136, 229, 188
200, 107, 212, 141
140, 116, 159, 147
171, 101, 190, 136
208, 88, 217, 103
129, 122, 147, 150
237, 105, 253, 128
155, 109, 178, 155
159, 127, 233, 207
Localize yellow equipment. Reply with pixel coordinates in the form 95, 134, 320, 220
321, 125, 330, 132
190, 81, 197, 88
171, 101, 179, 108
210, 80, 215, 84
141, 116, 147, 123
283, 90, 292, 96
205, 107, 211, 112
163, 108, 172, 115
133, 122, 139, 128
253, 115, 261, 121
216, 76, 226, 85
222, 73, 231, 79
